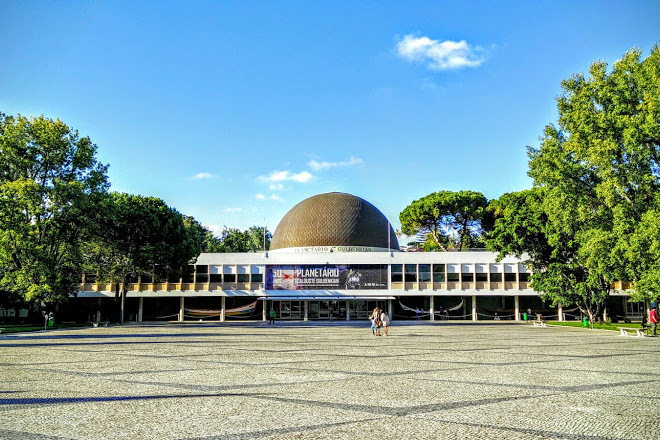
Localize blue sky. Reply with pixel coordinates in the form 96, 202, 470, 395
2, 1, 659, 238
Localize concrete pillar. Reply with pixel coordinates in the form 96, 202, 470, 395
262, 299, 267, 322
220, 296, 226, 322
515, 295, 520, 322
179, 297, 184, 322
603, 308, 608, 322
346, 301, 350, 321
138, 297, 143, 322
472, 295, 477, 321
304, 301, 308, 322
462, 297, 467, 320
558, 303, 563, 322
388, 299, 393, 322
430, 296, 435, 322
96, 298, 102, 322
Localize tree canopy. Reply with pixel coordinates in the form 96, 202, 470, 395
400, 190, 489, 251
0, 113, 108, 305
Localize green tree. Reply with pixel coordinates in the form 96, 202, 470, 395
528, 46, 660, 307
0, 113, 108, 307
217, 226, 271, 253
486, 189, 610, 322
400, 190, 488, 251
83, 193, 201, 322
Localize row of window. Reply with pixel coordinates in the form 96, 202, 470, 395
390, 264, 530, 283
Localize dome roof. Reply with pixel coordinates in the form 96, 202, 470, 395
269, 192, 399, 252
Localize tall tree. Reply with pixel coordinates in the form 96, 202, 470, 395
83, 193, 201, 322
528, 46, 660, 306
400, 190, 488, 251
217, 226, 272, 253
0, 113, 108, 306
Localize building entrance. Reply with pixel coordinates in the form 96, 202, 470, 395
270, 299, 388, 320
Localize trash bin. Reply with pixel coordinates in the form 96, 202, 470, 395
582, 317, 588, 327
523, 312, 528, 321
48, 318, 54, 327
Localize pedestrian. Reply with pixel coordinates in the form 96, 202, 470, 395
380, 309, 390, 336
649, 303, 658, 336
329, 305, 334, 322
415, 307, 421, 320
269, 307, 276, 325
369, 308, 380, 336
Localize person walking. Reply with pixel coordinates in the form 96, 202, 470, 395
369, 308, 381, 336
269, 307, 276, 325
649, 303, 658, 336
380, 309, 390, 336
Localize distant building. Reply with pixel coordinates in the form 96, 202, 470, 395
76, 192, 634, 323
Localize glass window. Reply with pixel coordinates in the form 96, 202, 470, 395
519, 273, 530, 282
419, 264, 431, 282
209, 274, 222, 283
405, 265, 417, 282
195, 265, 208, 274
224, 274, 236, 283
490, 273, 502, 282
237, 274, 249, 283
462, 273, 474, 282
476, 273, 488, 282
433, 264, 445, 282
196, 274, 208, 283
505, 273, 517, 282
447, 273, 459, 282
251, 274, 263, 283
391, 264, 403, 283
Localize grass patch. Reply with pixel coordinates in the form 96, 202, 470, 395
546, 321, 644, 332
0, 323, 95, 334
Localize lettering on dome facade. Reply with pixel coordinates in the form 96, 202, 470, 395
289, 246, 387, 253
266, 264, 388, 290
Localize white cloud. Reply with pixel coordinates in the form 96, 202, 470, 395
203, 224, 222, 236
188, 172, 214, 180
255, 194, 266, 200
223, 207, 242, 213
308, 156, 363, 171
258, 170, 313, 183
256, 193, 284, 202
396, 34, 485, 70
269, 183, 285, 191
270, 194, 283, 201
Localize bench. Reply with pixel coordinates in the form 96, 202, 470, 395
533, 321, 546, 327
92, 321, 109, 328
619, 327, 645, 337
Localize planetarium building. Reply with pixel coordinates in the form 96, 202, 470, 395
77, 193, 634, 323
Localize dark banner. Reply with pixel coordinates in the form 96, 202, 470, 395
265, 265, 388, 290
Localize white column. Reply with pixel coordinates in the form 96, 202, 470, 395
304, 301, 309, 322
515, 295, 520, 321
220, 296, 226, 322
430, 296, 435, 322
558, 303, 563, 322
472, 295, 477, 321
138, 297, 143, 322
603, 308, 608, 322
346, 301, 350, 321
96, 298, 102, 322
262, 300, 267, 322
179, 297, 184, 322
388, 299, 393, 322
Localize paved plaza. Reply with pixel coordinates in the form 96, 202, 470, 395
1, 321, 659, 440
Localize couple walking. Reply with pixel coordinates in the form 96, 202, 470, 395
369, 307, 389, 336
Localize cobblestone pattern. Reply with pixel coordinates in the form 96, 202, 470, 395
1, 321, 659, 439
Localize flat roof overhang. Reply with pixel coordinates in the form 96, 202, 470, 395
257, 296, 396, 301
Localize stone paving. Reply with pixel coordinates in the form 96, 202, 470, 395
1, 321, 659, 440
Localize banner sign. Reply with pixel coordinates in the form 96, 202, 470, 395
266, 264, 388, 290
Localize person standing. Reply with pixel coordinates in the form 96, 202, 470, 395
269, 307, 276, 325
649, 303, 658, 336
369, 308, 380, 336
380, 309, 390, 336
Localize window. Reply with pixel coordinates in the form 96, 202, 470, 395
476, 273, 488, 282
195, 265, 208, 274
433, 264, 445, 282
237, 274, 249, 283
405, 265, 417, 282
196, 274, 208, 283
505, 273, 517, 282
419, 264, 431, 282
210, 274, 222, 283
224, 274, 236, 283
519, 273, 530, 282
447, 273, 459, 282
251, 274, 263, 283
462, 273, 474, 282
490, 273, 502, 282
391, 264, 403, 283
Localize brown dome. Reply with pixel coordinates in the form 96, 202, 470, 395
269, 193, 399, 251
